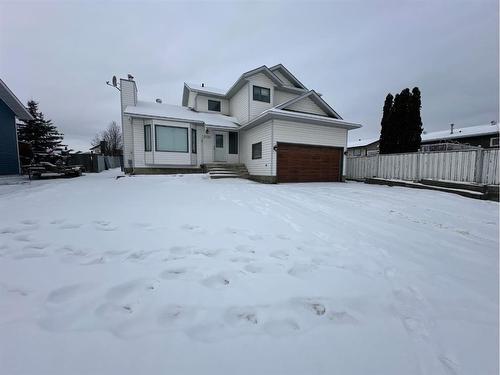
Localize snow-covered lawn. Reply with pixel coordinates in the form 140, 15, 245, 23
0, 169, 498, 375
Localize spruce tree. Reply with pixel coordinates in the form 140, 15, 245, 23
379, 93, 394, 154
18, 100, 64, 153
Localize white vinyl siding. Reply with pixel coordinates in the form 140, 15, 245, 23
284, 96, 328, 116
187, 91, 197, 108
274, 90, 299, 106
196, 95, 229, 115
271, 120, 348, 176
272, 70, 295, 87
248, 73, 275, 120
229, 83, 249, 124
240, 120, 273, 176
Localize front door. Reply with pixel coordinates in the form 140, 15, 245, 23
214, 133, 225, 161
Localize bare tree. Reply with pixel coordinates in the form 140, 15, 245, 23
91, 121, 122, 155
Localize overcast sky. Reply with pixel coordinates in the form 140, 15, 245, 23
1, 0, 498, 151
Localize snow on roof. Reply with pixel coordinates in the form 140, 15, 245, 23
184, 82, 226, 96
422, 123, 499, 142
124, 101, 239, 129
347, 137, 379, 148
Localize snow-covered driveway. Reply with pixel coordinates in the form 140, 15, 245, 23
0, 169, 498, 375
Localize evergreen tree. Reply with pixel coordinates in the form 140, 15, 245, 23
394, 88, 411, 153
407, 87, 423, 152
379, 87, 423, 154
18, 100, 64, 153
379, 93, 394, 154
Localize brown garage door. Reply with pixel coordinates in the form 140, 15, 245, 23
277, 142, 343, 183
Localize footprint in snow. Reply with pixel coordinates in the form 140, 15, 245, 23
94, 220, 118, 231
0, 227, 19, 234
193, 248, 221, 257
263, 319, 300, 337
13, 234, 31, 242
235, 244, 255, 254
59, 223, 82, 230
19, 220, 39, 230
224, 306, 259, 326
327, 311, 359, 325
276, 234, 291, 241
82, 256, 106, 265
106, 278, 159, 301
46, 284, 91, 304
13, 251, 48, 260
229, 256, 253, 263
157, 305, 197, 327
160, 267, 187, 280
248, 234, 263, 241
288, 263, 316, 278
291, 298, 327, 316
438, 355, 460, 375
269, 250, 289, 260
244, 264, 263, 274
50, 219, 65, 225
201, 273, 231, 288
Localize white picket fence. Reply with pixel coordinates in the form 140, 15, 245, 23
346, 148, 499, 185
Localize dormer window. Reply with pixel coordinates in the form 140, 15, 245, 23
208, 99, 221, 112
253, 86, 270, 103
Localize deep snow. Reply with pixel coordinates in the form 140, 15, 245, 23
0, 169, 498, 375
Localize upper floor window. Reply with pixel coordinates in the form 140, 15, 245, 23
253, 86, 270, 103
208, 99, 221, 112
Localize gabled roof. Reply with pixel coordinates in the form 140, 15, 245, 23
182, 64, 308, 104
276, 90, 343, 119
225, 65, 286, 97
241, 107, 361, 131
269, 64, 307, 89
421, 123, 499, 142
0, 79, 33, 121
124, 101, 239, 129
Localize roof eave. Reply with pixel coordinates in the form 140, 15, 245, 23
0, 79, 34, 121
241, 110, 361, 131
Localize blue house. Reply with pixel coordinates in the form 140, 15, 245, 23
0, 79, 33, 175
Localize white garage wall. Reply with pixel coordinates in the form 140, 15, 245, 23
240, 120, 273, 176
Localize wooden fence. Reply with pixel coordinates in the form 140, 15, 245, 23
346, 148, 499, 185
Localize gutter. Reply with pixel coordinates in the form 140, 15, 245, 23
239, 109, 362, 131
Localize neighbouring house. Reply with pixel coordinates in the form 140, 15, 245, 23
0, 79, 33, 175
347, 121, 499, 156
120, 64, 362, 183
89, 144, 102, 154
347, 137, 379, 157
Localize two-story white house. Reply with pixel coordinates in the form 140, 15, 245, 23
120, 64, 362, 182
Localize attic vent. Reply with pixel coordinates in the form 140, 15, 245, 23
156, 98, 162, 104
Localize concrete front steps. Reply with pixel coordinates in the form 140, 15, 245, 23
365, 178, 499, 201
204, 163, 250, 180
